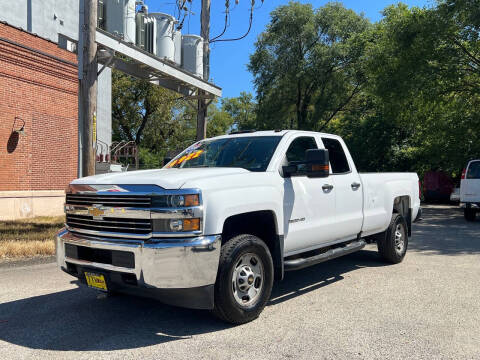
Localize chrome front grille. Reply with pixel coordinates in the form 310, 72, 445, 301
66, 214, 152, 235
65, 194, 151, 208
64, 185, 203, 239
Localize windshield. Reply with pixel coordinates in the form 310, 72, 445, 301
467, 161, 480, 179
164, 136, 282, 172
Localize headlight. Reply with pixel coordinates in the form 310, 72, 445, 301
151, 194, 199, 208
171, 195, 185, 207
151, 192, 202, 235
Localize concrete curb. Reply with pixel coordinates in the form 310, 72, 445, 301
0, 255, 56, 269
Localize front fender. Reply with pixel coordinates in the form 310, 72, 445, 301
202, 185, 284, 236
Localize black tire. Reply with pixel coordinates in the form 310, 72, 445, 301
213, 234, 274, 324
376, 213, 408, 264
464, 207, 476, 222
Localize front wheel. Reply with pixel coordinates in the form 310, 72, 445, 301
464, 207, 476, 222
213, 234, 274, 324
377, 213, 408, 264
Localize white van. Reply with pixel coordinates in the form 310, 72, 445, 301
460, 159, 480, 221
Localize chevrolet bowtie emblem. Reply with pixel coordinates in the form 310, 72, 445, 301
88, 206, 105, 218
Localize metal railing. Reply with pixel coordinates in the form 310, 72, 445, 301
110, 141, 139, 170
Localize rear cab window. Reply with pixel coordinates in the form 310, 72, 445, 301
321, 137, 350, 174
467, 161, 480, 179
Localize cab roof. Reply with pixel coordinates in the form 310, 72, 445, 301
209, 130, 333, 140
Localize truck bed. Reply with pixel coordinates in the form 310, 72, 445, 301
360, 172, 420, 237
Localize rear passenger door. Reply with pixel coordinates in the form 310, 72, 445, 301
321, 136, 363, 241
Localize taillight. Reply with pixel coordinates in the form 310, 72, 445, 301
461, 168, 466, 179
418, 180, 421, 198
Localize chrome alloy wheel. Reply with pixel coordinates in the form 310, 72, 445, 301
394, 223, 405, 254
231, 253, 264, 307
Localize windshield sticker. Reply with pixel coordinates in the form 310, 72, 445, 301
166, 150, 204, 168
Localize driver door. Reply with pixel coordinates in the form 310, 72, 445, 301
282, 136, 337, 255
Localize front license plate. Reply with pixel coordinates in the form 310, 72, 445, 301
84, 272, 108, 291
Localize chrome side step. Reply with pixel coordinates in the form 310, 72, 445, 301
284, 239, 366, 271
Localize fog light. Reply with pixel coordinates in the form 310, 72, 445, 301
169, 219, 183, 231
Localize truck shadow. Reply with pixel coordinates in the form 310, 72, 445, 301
269, 249, 385, 306
0, 250, 384, 352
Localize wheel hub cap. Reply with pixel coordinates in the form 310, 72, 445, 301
394, 223, 405, 254
232, 253, 264, 307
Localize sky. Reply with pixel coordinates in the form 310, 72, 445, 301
146, 0, 433, 99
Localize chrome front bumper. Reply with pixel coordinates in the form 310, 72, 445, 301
56, 229, 221, 290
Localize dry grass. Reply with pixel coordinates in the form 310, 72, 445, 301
0, 216, 64, 259
0, 240, 56, 258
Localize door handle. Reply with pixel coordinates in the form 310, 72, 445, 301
351, 182, 361, 190
322, 184, 334, 191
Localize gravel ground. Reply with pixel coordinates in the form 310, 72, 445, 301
0, 205, 479, 359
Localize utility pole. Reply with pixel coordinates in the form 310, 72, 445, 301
196, 0, 210, 141
79, 0, 98, 176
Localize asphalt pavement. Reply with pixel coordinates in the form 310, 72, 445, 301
0, 205, 479, 359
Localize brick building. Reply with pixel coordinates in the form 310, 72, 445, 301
0, 23, 78, 219
0, 0, 112, 220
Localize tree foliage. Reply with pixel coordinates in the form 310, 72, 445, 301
249, 0, 480, 177
221, 92, 257, 130
248, 2, 370, 130
111, 0, 480, 177
351, 1, 480, 175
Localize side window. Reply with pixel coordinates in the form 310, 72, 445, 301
321, 137, 350, 174
286, 136, 318, 163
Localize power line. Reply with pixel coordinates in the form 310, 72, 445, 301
210, 1, 230, 42
210, 0, 260, 43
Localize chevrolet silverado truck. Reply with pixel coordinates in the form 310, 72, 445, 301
57, 130, 421, 324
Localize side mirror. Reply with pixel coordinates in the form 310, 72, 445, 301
282, 164, 298, 177
163, 157, 172, 166
305, 149, 329, 178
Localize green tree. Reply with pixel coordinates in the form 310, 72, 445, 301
357, 2, 480, 175
111, 70, 178, 146
221, 92, 257, 130
249, 1, 371, 131
206, 104, 234, 138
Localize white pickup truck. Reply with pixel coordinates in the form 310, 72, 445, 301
57, 130, 421, 324
460, 159, 480, 221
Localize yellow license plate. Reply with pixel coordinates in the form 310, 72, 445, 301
85, 272, 107, 291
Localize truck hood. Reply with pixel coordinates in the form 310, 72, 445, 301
71, 167, 250, 190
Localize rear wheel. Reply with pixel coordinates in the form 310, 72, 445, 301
377, 213, 408, 264
464, 207, 476, 222
213, 234, 274, 324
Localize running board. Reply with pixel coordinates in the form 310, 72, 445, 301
284, 239, 366, 271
